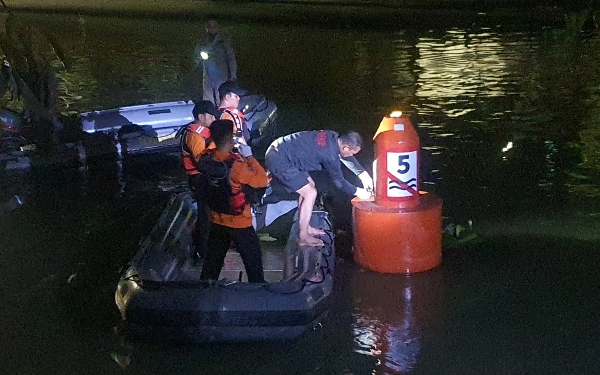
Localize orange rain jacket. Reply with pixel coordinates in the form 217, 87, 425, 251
208, 150, 269, 228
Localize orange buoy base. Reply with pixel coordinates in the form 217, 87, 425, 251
351, 192, 443, 273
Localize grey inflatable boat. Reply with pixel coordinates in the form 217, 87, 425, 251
81, 95, 278, 157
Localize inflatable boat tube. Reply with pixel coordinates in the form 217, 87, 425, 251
115, 191, 334, 343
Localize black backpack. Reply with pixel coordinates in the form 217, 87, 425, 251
197, 154, 241, 215
197, 153, 267, 215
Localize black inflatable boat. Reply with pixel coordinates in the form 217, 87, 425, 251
115, 191, 335, 343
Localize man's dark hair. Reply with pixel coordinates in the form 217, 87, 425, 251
192, 100, 220, 119
218, 81, 246, 100
210, 119, 234, 148
339, 131, 363, 149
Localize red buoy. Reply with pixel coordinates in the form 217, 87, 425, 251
352, 112, 442, 273
373, 111, 420, 208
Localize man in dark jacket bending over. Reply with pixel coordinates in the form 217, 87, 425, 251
265, 130, 373, 247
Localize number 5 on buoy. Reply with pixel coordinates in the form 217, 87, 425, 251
386, 151, 418, 198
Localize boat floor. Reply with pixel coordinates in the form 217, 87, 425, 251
180, 238, 286, 283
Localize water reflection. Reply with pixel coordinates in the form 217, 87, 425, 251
351, 270, 443, 374
1, 9, 600, 375
416, 30, 510, 102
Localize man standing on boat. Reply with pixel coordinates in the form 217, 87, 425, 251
194, 17, 237, 106
217, 81, 251, 145
180, 100, 221, 262
265, 130, 373, 247
199, 119, 268, 283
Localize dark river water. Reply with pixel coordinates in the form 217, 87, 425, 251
1, 8, 600, 375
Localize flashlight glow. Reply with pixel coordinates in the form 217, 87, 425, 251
200, 51, 209, 60
501, 141, 513, 152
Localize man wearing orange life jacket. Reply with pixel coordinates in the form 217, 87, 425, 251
198, 119, 268, 283
180, 100, 221, 261
217, 81, 251, 145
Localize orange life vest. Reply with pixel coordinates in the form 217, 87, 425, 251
180, 122, 212, 175
220, 107, 249, 141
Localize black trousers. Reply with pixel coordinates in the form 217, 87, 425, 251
200, 223, 265, 283
189, 174, 210, 257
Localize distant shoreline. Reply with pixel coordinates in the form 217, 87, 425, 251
1, 0, 580, 29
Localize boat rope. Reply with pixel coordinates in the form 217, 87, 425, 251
303, 253, 332, 285
265, 281, 307, 295
158, 199, 185, 250
169, 208, 194, 248
320, 231, 335, 257
217, 282, 266, 292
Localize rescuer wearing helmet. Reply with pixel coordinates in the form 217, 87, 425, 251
180, 100, 221, 261
194, 17, 237, 106
265, 130, 373, 247
198, 119, 268, 283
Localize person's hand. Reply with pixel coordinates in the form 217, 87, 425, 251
237, 143, 253, 158
355, 187, 372, 200
358, 171, 374, 192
